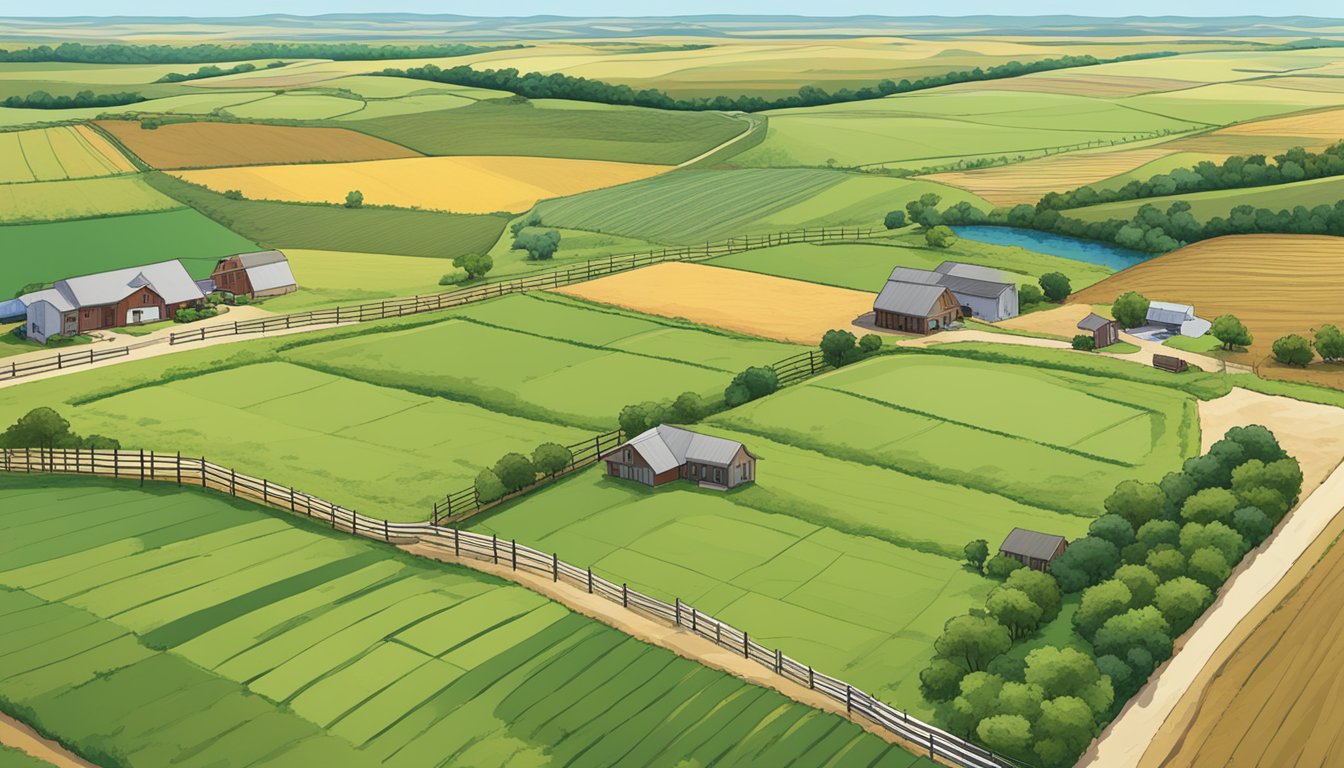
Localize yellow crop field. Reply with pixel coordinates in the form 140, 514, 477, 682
1217, 107, 1344, 140
923, 146, 1178, 205
173, 155, 672, 214
0, 175, 181, 223
0, 125, 135, 183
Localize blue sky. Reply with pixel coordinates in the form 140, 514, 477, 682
19, 1, 1344, 17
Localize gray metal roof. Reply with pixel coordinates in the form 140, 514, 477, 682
603, 425, 751, 473
887, 266, 943, 285
21, 288, 75, 313
57, 260, 204, 307
0, 297, 29, 320
246, 260, 297, 292
1147, 301, 1195, 326
1077, 313, 1115, 332
935, 261, 1010, 283
885, 263, 1012, 300
1000, 528, 1067, 560
874, 280, 950, 317
235, 250, 289, 268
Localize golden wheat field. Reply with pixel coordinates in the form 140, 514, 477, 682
1072, 234, 1344, 386
923, 146, 1179, 205
172, 155, 672, 214
95, 120, 421, 169
1216, 107, 1344, 140
0, 125, 135, 183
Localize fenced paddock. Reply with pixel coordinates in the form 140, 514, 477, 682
0, 345, 130, 382
0, 446, 1018, 768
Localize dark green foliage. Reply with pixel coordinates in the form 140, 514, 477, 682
669, 391, 707, 423
985, 553, 1024, 580
493, 452, 536, 492
1222, 425, 1286, 464
1105, 479, 1166, 528
1154, 577, 1212, 634
1038, 272, 1071, 302
1112, 564, 1160, 607
1231, 507, 1273, 544
1, 89, 145, 109
925, 225, 957, 248
932, 614, 1013, 673
512, 229, 562, 260
1111, 291, 1151, 329
1088, 514, 1135, 549
1180, 521, 1248, 565
1232, 458, 1304, 520
1186, 547, 1232, 590
1136, 519, 1181, 551
1093, 606, 1172, 661
0, 41, 508, 64
452, 252, 494, 279
1049, 537, 1120, 593
1179, 487, 1239, 525
0, 406, 119, 450
921, 658, 969, 702
987, 587, 1044, 640
1073, 580, 1132, 642
858, 333, 883, 354
1210, 314, 1253, 350
820, 329, 858, 367
1315, 324, 1344, 362
619, 401, 665, 437
907, 193, 942, 227
439, 272, 468, 286
531, 443, 572, 475
1019, 283, 1045, 305
1004, 569, 1062, 624
883, 209, 906, 229
474, 468, 506, 502
1273, 333, 1315, 366
964, 539, 990, 571
344, 190, 364, 209
157, 62, 257, 83
1160, 470, 1200, 516
1145, 548, 1186, 581
724, 366, 779, 407
1071, 334, 1096, 352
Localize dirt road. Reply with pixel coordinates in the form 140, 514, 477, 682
0, 711, 95, 768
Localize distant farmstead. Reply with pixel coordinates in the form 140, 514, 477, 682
873, 261, 1019, 334
210, 250, 297, 300
22, 260, 206, 344
999, 528, 1068, 571
1077, 312, 1120, 348
1146, 301, 1211, 338
600, 425, 757, 490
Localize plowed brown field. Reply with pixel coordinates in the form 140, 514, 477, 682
95, 120, 420, 169
1071, 235, 1344, 388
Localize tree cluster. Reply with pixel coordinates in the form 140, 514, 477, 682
473, 441, 574, 503
0, 42, 511, 65
451, 252, 494, 281
1272, 325, 1344, 367
378, 52, 1173, 114
723, 366, 780, 407
819, 329, 882, 368
925, 426, 1301, 766
1037, 143, 1344, 211
509, 212, 561, 261
0, 407, 120, 450
156, 62, 261, 83
1, 90, 145, 109
618, 392, 708, 437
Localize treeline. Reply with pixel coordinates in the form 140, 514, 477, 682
0, 41, 517, 65
925, 426, 1302, 767
157, 61, 279, 83
378, 51, 1174, 113
1039, 142, 1344, 211
1, 90, 146, 109
920, 196, 1344, 253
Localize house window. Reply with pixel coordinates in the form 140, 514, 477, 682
143, 294, 152, 304
623, 448, 631, 463
714, 468, 722, 484
83, 310, 90, 318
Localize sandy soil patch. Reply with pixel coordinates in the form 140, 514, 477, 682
997, 303, 1097, 337
553, 262, 876, 344
173, 155, 671, 214
94, 119, 421, 169
1081, 388, 1344, 768
0, 712, 95, 768
923, 147, 1176, 206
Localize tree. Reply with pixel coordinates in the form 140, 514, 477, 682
919, 658, 967, 702
512, 229, 562, 260
1154, 577, 1212, 633
1024, 646, 1103, 701
1088, 514, 1136, 550
1187, 547, 1232, 590
997, 681, 1045, 721
1074, 579, 1134, 641
1111, 291, 1150, 329
1004, 568, 1062, 623
1071, 334, 1096, 351
1272, 333, 1314, 366
344, 190, 363, 208
1222, 425, 1286, 464
1136, 519, 1181, 551
987, 587, 1043, 640
669, 391, 706, 423
883, 209, 907, 229
0, 407, 76, 449
985, 553, 1024, 580
1231, 506, 1273, 545
1038, 272, 1071, 302
493, 452, 536, 492
1232, 457, 1303, 510
1112, 564, 1160, 607
531, 443, 572, 475
1180, 487, 1239, 525
933, 614, 1012, 672
819, 329, 858, 367
1145, 548, 1186, 581
977, 715, 1034, 762
1160, 471, 1199, 516
724, 366, 779, 407
1105, 480, 1167, 529
1093, 606, 1173, 661
1049, 537, 1120, 592
474, 468, 506, 503
451, 252, 493, 280
1210, 314, 1252, 350
1019, 283, 1044, 305
1315, 324, 1344, 362
925, 225, 957, 248
619, 403, 651, 437
81, 434, 121, 450
858, 333, 882, 355
1034, 697, 1098, 768
1180, 521, 1248, 564
963, 539, 990, 571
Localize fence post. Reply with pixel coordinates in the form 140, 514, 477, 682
454, 527, 460, 557
775, 648, 782, 674
587, 566, 593, 593
845, 685, 852, 714
200, 457, 206, 487
808, 666, 814, 689
230, 467, 236, 496
492, 535, 498, 565
175, 451, 181, 485
262, 478, 269, 505
743, 631, 749, 659
552, 553, 558, 581
928, 733, 934, 759
511, 539, 517, 570
622, 583, 628, 608
138, 449, 144, 486
675, 597, 680, 625
384, 518, 389, 541
113, 449, 118, 478
715, 622, 720, 645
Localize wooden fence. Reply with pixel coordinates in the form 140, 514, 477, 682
0, 446, 1020, 768
169, 227, 878, 346
0, 345, 130, 382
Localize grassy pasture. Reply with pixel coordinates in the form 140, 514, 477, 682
535, 168, 986, 244
1067, 174, 1344, 222
349, 99, 746, 165
95, 119, 421, 169
0, 125, 134, 183
174, 155, 671, 215
0, 174, 181, 224
260, 248, 462, 312
144, 172, 508, 260
0, 207, 256, 297
484, 226, 664, 278
0, 476, 923, 768
223, 93, 368, 120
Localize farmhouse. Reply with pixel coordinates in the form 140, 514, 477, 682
600, 425, 757, 490
999, 528, 1068, 571
1147, 301, 1212, 338
1077, 312, 1120, 347
210, 250, 297, 300
878, 262, 1019, 325
873, 280, 961, 334
22, 260, 206, 344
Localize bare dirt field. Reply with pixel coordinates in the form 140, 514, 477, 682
923, 147, 1176, 206
1072, 234, 1344, 388
553, 262, 876, 344
95, 119, 422, 169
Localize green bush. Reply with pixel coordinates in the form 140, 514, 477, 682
1111, 291, 1150, 329
925, 224, 957, 248
883, 209, 906, 229
1019, 283, 1045, 305
0, 406, 119, 450
1039, 272, 1071, 302
493, 452, 536, 492
1071, 334, 1096, 352
531, 442, 572, 476
1272, 333, 1314, 366
174, 308, 199, 323
963, 539, 990, 571
452, 251, 494, 280
438, 271, 468, 286
985, 554, 1024, 580
344, 190, 364, 209
474, 468, 506, 503
724, 366, 779, 407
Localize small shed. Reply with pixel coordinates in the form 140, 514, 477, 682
600, 425, 756, 490
1077, 312, 1120, 348
999, 528, 1068, 571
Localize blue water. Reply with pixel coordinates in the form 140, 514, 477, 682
952, 226, 1152, 271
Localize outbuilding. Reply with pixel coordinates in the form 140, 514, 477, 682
879, 262, 1019, 324
1077, 312, 1120, 348
999, 528, 1068, 571
1147, 301, 1212, 338
22, 260, 206, 344
211, 250, 297, 300
600, 425, 757, 490
873, 280, 961, 334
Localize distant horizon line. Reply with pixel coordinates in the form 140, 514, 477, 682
4, 11, 1344, 21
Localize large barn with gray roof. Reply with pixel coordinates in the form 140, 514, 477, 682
873, 261, 1019, 334
21, 260, 206, 344
600, 425, 757, 490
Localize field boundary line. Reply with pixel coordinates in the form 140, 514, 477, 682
0, 446, 1023, 768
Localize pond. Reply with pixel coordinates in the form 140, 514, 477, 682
952, 225, 1152, 271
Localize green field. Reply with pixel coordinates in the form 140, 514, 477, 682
534, 168, 987, 244
0, 207, 256, 296
1067, 174, 1344, 222
145, 172, 509, 260
0, 745, 48, 768
707, 235, 1114, 292
0, 475, 928, 768
348, 99, 747, 164
0, 175, 182, 224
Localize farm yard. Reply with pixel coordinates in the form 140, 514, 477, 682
0, 475, 927, 768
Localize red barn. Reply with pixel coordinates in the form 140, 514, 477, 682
22, 260, 206, 344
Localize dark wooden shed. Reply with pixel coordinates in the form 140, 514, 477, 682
999, 528, 1068, 571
